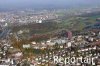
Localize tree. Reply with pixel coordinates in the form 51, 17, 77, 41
54, 43, 59, 50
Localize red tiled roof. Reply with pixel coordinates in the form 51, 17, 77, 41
91, 40, 100, 46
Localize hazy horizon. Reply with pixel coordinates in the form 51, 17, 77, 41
0, 0, 100, 10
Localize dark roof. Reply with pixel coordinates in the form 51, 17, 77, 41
84, 22, 100, 31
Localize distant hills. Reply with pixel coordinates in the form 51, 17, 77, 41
0, 0, 100, 10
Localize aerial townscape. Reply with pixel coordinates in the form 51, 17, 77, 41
0, 0, 100, 66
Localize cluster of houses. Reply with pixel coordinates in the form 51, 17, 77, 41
28, 31, 100, 66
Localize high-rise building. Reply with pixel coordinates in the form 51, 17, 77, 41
67, 31, 72, 40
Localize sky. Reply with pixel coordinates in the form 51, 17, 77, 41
0, 0, 100, 9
